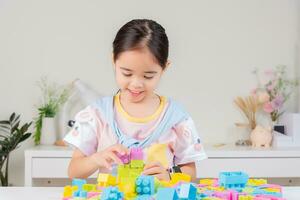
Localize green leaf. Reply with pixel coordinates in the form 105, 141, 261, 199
9, 113, 16, 123
11, 121, 20, 135
0, 121, 10, 125
19, 133, 32, 143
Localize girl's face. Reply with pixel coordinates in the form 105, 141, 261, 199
114, 48, 166, 103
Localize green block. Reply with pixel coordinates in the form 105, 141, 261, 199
82, 184, 96, 192
130, 160, 144, 169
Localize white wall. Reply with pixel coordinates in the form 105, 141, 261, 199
0, 0, 299, 186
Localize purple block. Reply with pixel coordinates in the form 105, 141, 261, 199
117, 152, 130, 164
130, 147, 143, 160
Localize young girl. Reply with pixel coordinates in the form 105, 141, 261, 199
64, 19, 207, 181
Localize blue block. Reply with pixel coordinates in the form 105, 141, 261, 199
178, 183, 197, 200
135, 175, 155, 195
72, 178, 87, 190
219, 171, 249, 189
101, 186, 124, 200
73, 190, 87, 198
135, 194, 153, 200
156, 188, 178, 200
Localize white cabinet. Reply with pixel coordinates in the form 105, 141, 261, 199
25, 144, 300, 186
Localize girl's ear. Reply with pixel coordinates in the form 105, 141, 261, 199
164, 60, 171, 71
112, 53, 116, 69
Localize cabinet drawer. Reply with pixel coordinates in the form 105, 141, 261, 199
197, 158, 300, 178
32, 158, 98, 178
32, 158, 71, 178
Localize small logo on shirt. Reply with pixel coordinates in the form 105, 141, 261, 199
71, 129, 79, 136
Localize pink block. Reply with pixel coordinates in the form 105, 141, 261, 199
87, 192, 100, 198
213, 190, 234, 200
130, 147, 143, 160
254, 195, 285, 200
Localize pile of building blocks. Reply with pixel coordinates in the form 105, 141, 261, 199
62, 147, 285, 200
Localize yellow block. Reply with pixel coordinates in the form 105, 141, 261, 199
146, 143, 169, 168
247, 178, 267, 186
170, 173, 191, 184
199, 179, 216, 185
97, 173, 116, 187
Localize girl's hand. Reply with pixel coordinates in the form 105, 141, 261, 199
90, 144, 129, 170
142, 161, 170, 181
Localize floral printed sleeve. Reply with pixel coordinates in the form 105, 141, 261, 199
172, 118, 207, 165
63, 106, 102, 156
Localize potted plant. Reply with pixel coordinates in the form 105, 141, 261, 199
34, 77, 69, 145
252, 65, 299, 131
0, 113, 32, 186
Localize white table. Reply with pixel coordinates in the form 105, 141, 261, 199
25, 144, 300, 186
0, 187, 299, 200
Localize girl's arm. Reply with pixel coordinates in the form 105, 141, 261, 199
68, 149, 99, 179
179, 162, 197, 182
68, 144, 129, 179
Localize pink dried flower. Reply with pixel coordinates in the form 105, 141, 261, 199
263, 102, 274, 113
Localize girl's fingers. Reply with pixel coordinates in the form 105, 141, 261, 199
102, 158, 112, 170
110, 144, 129, 155
107, 151, 123, 165
153, 173, 169, 181
143, 166, 164, 175
144, 161, 162, 170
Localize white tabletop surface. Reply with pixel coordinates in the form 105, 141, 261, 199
0, 187, 299, 200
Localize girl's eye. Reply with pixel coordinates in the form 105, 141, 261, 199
144, 76, 154, 79
122, 73, 132, 77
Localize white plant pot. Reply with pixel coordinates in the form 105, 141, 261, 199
40, 117, 56, 145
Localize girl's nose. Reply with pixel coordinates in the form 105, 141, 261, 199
131, 77, 143, 88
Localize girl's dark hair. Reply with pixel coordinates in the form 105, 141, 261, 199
113, 19, 169, 69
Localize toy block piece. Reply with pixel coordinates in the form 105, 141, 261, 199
159, 180, 173, 187
72, 178, 87, 190
199, 178, 218, 186
87, 191, 100, 198
130, 167, 143, 177
97, 173, 116, 187
101, 186, 124, 200
211, 190, 234, 199
135, 194, 154, 200
117, 152, 130, 164
63, 185, 73, 198
177, 183, 197, 200
263, 188, 281, 193
242, 187, 255, 194
248, 179, 267, 186
206, 186, 225, 192
130, 159, 144, 169
156, 188, 179, 200
135, 175, 155, 195
196, 192, 208, 199
219, 171, 249, 189
253, 195, 285, 200
118, 176, 137, 197
117, 164, 130, 178
86, 197, 99, 200
130, 147, 143, 160
83, 184, 96, 192
72, 198, 86, 200
170, 173, 191, 184
73, 190, 87, 198
238, 196, 254, 200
